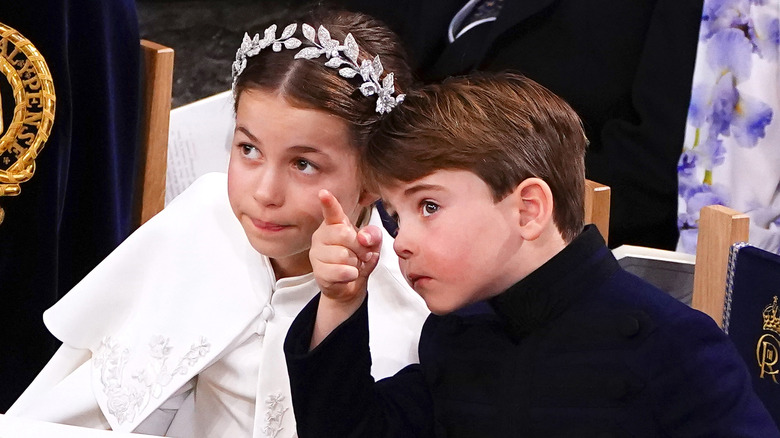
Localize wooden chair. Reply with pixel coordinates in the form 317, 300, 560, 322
594, 193, 747, 328
691, 205, 750, 327
611, 204, 748, 327
132, 39, 174, 229
584, 179, 610, 243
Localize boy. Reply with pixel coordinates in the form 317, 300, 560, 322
284, 72, 778, 436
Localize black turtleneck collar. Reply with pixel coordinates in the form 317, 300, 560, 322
486, 225, 619, 341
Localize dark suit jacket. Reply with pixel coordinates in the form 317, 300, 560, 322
332, 0, 703, 249
286, 226, 778, 437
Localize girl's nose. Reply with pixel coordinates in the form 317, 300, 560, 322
253, 166, 285, 207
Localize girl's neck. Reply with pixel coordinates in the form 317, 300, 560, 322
270, 254, 313, 280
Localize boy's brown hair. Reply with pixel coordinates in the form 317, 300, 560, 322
366, 72, 587, 242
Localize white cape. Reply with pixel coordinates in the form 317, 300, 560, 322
8, 173, 429, 437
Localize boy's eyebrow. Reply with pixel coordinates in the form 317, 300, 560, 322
380, 183, 444, 212
404, 183, 445, 197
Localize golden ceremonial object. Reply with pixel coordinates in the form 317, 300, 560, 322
0, 22, 56, 226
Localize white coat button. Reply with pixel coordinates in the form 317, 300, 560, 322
261, 305, 274, 321
256, 320, 267, 336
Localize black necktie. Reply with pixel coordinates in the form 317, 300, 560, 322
450, 0, 505, 42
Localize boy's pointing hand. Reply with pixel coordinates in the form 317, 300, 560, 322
309, 189, 382, 349
311, 189, 382, 304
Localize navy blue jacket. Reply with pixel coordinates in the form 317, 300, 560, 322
286, 226, 778, 437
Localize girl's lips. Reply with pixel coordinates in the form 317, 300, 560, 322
251, 218, 291, 232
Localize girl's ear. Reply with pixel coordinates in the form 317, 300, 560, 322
355, 188, 381, 228
513, 177, 555, 241
358, 188, 380, 207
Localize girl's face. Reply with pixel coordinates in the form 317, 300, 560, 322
228, 89, 373, 279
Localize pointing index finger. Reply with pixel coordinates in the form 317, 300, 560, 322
319, 189, 350, 226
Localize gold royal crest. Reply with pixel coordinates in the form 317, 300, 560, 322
758, 296, 780, 383
0, 22, 55, 225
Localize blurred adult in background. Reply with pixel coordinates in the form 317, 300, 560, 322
332, 0, 705, 250
0, 0, 141, 411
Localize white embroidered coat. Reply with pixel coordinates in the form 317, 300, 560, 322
7, 173, 429, 437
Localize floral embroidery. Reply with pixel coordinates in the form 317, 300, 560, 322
678, 0, 778, 253
261, 391, 289, 437
93, 335, 210, 425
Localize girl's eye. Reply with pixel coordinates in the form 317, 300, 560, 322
240, 143, 260, 159
293, 158, 318, 175
421, 201, 439, 217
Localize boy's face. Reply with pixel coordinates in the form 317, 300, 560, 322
382, 170, 527, 315
228, 89, 369, 278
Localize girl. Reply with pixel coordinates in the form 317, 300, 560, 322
7, 8, 428, 438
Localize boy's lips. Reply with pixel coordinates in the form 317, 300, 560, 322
407, 273, 432, 289
251, 218, 292, 232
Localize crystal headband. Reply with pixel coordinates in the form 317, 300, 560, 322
232, 23, 405, 114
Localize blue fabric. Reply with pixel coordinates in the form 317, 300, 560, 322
0, 0, 141, 411
725, 244, 780, 427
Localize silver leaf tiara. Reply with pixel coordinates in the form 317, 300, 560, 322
232, 23, 405, 114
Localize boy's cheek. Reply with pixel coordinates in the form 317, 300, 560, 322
398, 264, 412, 286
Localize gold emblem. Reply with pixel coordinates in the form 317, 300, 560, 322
0, 23, 56, 225
757, 296, 780, 383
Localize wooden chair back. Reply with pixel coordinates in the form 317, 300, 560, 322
584, 179, 610, 243
133, 39, 174, 229
692, 205, 750, 327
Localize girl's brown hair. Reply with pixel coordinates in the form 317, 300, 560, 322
366, 72, 588, 242
233, 7, 413, 151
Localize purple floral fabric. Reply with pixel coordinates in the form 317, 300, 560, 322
678, 0, 780, 254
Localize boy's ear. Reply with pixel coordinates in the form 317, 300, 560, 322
513, 177, 555, 241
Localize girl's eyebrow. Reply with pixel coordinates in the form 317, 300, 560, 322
234, 128, 326, 156
235, 126, 260, 144
288, 145, 325, 155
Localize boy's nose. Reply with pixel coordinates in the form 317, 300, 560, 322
392, 228, 414, 259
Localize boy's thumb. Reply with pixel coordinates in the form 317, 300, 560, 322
357, 225, 383, 251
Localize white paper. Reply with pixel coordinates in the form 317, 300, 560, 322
166, 90, 234, 204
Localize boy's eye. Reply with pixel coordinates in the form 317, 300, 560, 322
421, 201, 439, 217
240, 143, 260, 159
293, 158, 318, 175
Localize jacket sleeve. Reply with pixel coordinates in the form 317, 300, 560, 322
651, 309, 780, 437
285, 294, 434, 438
